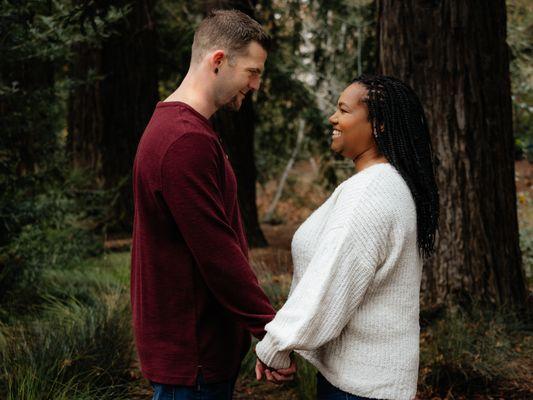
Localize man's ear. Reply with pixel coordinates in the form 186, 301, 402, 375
209, 50, 225, 71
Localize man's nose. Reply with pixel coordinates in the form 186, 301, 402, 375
328, 113, 337, 125
249, 76, 261, 91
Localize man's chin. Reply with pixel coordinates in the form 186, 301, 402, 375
222, 96, 242, 112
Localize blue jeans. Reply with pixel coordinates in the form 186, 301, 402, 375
151, 372, 237, 400
317, 372, 376, 400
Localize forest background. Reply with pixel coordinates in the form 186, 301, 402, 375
0, 0, 532, 399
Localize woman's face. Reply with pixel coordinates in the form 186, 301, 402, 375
328, 83, 375, 159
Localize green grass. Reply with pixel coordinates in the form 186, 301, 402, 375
418, 304, 532, 398
2, 245, 530, 400
0, 252, 134, 400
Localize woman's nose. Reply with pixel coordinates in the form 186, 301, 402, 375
328, 113, 337, 125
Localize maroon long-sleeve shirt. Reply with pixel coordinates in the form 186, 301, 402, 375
131, 101, 275, 385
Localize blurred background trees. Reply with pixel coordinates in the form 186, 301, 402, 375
1, 0, 530, 314
0, 0, 531, 397
68, 0, 159, 233
1, 0, 530, 319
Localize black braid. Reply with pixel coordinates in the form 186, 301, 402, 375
352, 75, 439, 259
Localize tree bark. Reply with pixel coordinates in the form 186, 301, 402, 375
204, 0, 268, 247
67, 46, 103, 183
68, 0, 159, 232
377, 0, 528, 309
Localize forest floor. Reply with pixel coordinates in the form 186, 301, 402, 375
126, 159, 532, 399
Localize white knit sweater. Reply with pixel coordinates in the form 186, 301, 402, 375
255, 163, 422, 400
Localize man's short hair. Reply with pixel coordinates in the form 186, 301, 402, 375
191, 9, 271, 64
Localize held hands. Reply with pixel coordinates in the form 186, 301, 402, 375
255, 356, 297, 385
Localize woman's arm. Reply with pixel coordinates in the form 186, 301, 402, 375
255, 188, 391, 369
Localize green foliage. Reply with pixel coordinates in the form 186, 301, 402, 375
155, 0, 200, 98
254, 0, 376, 183
419, 304, 531, 397
0, 252, 133, 400
253, 1, 325, 181
0, 4, 134, 396
0, 167, 111, 311
0, 0, 128, 309
293, 354, 317, 400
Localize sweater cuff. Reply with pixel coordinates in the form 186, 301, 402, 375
255, 333, 291, 369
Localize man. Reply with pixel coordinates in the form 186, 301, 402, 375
131, 10, 296, 400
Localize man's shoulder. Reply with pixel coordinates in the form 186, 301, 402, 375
139, 107, 217, 156
148, 109, 210, 138
152, 102, 214, 134
159, 130, 223, 176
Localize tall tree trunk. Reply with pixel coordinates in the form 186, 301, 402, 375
204, 0, 268, 247
377, 0, 528, 309
68, 0, 159, 232
67, 46, 103, 183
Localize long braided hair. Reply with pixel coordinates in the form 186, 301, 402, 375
352, 74, 439, 259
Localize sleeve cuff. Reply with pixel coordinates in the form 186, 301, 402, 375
255, 333, 291, 369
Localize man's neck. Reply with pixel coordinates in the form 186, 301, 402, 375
164, 71, 217, 120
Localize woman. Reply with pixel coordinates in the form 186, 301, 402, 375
255, 75, 439, 400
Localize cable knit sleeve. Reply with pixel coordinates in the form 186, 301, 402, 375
255, 181, 392, 369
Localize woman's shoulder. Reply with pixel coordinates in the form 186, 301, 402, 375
343, 163, 407, 192
340, 163, 415, 214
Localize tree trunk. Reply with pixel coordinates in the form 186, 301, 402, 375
68, 0, 159, 232
204, 0, 268, 247
377, 0, 528, 309
67, 46, 103, 183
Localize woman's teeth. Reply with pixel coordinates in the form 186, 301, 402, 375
332, 129, 342, 138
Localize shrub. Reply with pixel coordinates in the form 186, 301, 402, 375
418, 305, 531, 397
0, 293, 133, 399
0, 163, 117, 312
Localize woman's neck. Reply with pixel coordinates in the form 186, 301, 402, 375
352, 148, 388, 172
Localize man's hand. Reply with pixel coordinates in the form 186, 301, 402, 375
255, 357, 297, 385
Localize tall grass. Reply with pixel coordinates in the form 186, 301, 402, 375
0, 252, 134, 400
419, 304, 532, 397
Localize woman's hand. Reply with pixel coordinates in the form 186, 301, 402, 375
255, 357, 297, 384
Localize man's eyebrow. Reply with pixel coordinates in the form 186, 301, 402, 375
247, 67, 262, 74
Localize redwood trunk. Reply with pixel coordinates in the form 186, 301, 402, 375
68, 0, 159, 232
377, 0, 527, 309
